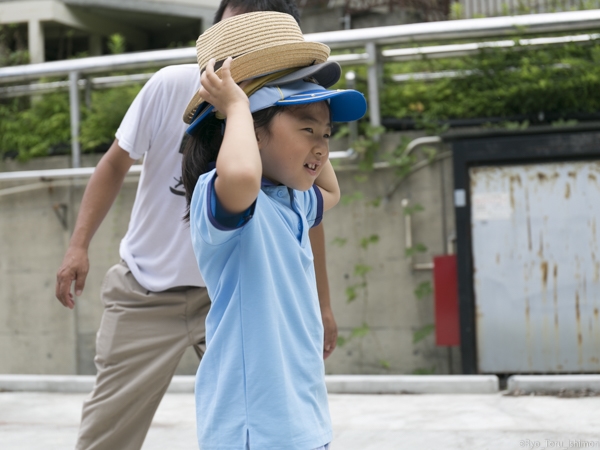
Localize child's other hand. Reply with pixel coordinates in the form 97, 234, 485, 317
199, 57, 249, 117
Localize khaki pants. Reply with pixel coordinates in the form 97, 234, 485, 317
76, 261, 210, 450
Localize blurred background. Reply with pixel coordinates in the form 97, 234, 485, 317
1, 0, 600, 380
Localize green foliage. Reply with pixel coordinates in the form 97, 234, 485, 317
412, 324, 435, 344
405, 242, 428, 257
368, 197, 382, 208
413, 366, 436, 375
359, 234, 379, 249
345, 262, 372, 303
0, 84, 143, 160
381, 41, 600, 125
336, 323, 370, 348
354, 263, 372, 277
351, 322, 370, 339
380, 359, 391, 369
108, 34, 126, 55
449, 2, 463, 20
340, 191, 364, 205
80, 85, 143, 151
0, 94, 71, 160
403, 203, 424, 216
331, 237, 348, 247
0, 24, 28, 66
351, 125, 385, 172
414, 281, 433, 300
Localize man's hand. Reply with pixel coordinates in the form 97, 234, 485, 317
321, 306, 338, 359
55, 246, 89, 309
53, 140, 133, 310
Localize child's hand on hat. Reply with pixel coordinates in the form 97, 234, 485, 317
199, 57, 249, 118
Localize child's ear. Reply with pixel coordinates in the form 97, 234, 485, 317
255, 127, 264, 146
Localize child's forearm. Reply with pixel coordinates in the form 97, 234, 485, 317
315, 161, 340, 211
215, 104, 262, 213
197, 56, 261, 214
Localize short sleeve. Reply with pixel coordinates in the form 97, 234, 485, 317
190, 170, 253, 247
115, 70, 167, 160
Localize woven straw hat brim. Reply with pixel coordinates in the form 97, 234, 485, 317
183, 41, 330, 124
195, 12, 308, 71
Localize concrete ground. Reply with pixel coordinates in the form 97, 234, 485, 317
2, 391, 600, 450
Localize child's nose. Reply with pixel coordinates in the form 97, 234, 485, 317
313, 140, 329, 156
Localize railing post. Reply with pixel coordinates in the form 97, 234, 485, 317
345, 70, 359, 144
365, 41, 381, 129
68, 71, 81, 169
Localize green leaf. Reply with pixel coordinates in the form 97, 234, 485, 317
368, 197, 382, 208
359, 234, 380, 249
331, 237, 348, 247
108, 34, 126, 54
412, 324, 435, 344
337, 336, 347, 347
412, 366, 436, 375
405, 243, 428, 257
414, 281, 433, 300
333, 124, 349, 139
354, 264, 372, 277
380, 359, 391, 369
350, 323, 370, 339
340, 191, 364, 206
403, 203, 425, 216
345, 286, 357, 303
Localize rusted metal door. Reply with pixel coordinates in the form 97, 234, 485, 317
470, 161, 600, 372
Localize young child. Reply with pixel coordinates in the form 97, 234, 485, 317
182, 56, 366, 449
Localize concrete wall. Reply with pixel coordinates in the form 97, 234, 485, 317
0, 134, 461, 376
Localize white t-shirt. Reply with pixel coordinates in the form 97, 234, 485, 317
116, 64, 205, 291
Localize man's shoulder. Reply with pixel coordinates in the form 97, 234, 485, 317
150, 64, 200, 90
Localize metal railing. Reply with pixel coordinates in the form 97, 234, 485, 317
1, 9, 600, 172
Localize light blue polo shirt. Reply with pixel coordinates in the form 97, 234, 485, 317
190, 169, 332, 450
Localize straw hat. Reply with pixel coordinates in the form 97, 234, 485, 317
183, 11, 330, 124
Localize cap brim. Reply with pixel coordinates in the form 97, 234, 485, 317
264, 62, 341, 89
275, 89, 367, 122
186, 103, 214, 135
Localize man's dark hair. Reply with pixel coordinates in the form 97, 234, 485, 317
213, 0, 300, 25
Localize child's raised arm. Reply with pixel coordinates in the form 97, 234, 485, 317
200, 57, 262, 213
314, 160, 340, 212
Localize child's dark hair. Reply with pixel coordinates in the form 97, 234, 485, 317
182, 107, 283, 222
214, 0, 300, 25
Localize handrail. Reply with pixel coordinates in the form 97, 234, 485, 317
306, 10, 600, 48
0, 48, 196, 84
0, 165, 142, 181
1, 10, 599, 83
3, 31, 596, 99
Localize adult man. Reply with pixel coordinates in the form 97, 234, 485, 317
55, 1, 337, 448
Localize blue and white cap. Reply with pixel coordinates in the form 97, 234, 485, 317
186, 79, 367, 135
249, 80, 367, 122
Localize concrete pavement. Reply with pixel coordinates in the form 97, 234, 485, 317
3, 389, 600, 449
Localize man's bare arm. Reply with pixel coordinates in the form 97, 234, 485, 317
310, 223, 338, 359
55, 139, 134, 309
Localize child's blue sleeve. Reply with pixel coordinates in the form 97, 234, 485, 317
210, 177, 255, 230
190, 170, 255, 246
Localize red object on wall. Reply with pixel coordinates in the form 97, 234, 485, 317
433, 255, 460, 346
